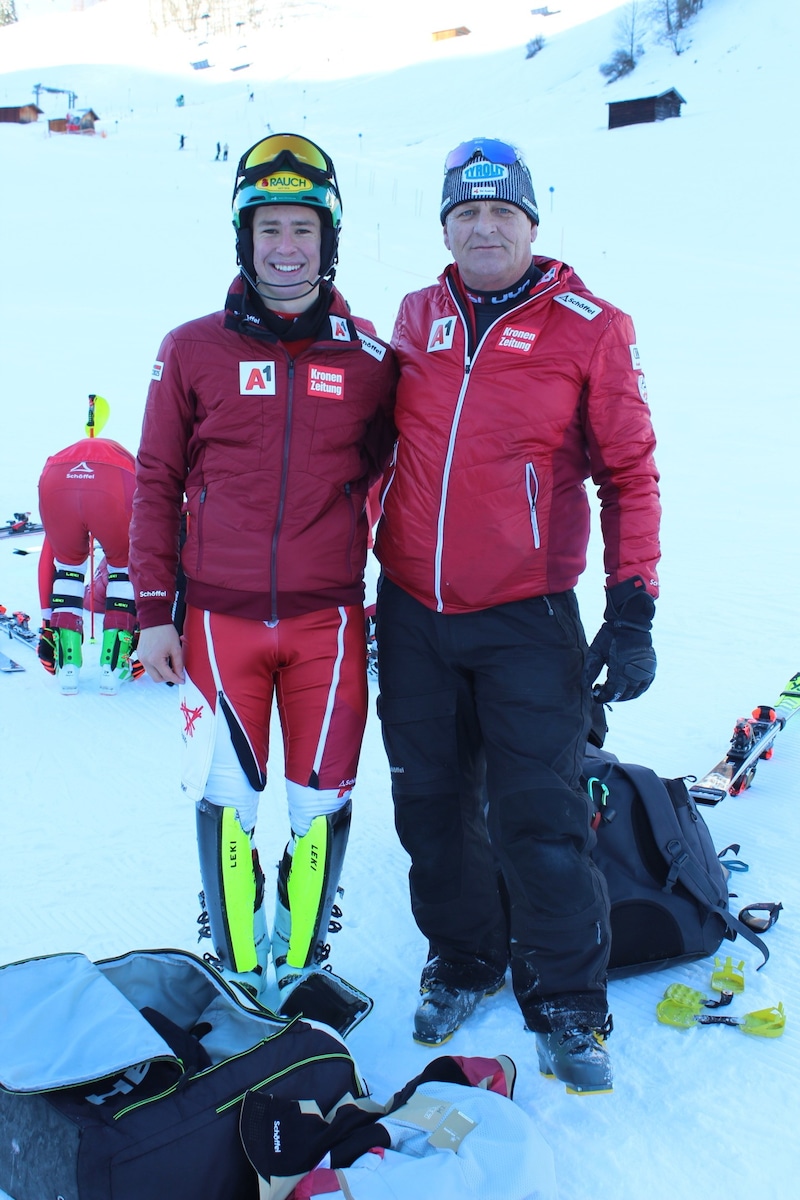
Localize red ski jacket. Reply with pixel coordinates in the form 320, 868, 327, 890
130, 280, 397, 628
375, 259, 660, 613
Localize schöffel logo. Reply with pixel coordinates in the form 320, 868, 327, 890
67, 461, 95, 480
463, 161, 508, 182
553, 292, 603, 321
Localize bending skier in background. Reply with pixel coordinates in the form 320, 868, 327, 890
37, 435, 138, 696
129, 134, 396, 1026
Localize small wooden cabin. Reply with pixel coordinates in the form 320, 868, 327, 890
432, 27, 470, 41
0, 104, 44, 124
49, 109, 100, 135
608, 89, 686, 130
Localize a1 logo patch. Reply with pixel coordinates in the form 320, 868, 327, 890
427, 317, 457, 353
240, 361, 276, 396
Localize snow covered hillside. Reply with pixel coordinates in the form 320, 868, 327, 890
0, 2, 798, 1198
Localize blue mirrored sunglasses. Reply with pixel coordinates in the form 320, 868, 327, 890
445, 138, 520, 171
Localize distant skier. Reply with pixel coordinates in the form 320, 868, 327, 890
37, 436, 138, 696
215, 141, 221, 161
179, 134, 186, 150
222, 142, 228, 161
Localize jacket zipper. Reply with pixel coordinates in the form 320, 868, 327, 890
525, 461, 541, 549
270, 356, 295, 624
379, 439, 399, 511
433, 278, 555, 607
196, 485, 207, 572
343, 481, 357, 575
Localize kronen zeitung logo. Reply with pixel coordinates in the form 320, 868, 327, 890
257, 172, 313, 193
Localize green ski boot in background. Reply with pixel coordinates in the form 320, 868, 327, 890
54, 627, 82, 696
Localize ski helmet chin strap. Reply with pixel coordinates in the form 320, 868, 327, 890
235, 219, 338, 308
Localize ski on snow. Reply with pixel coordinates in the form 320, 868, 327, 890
689, 671, 800, 805
0, 608, 38, 650
0, 513, 44, 540
0, 648, 25, 672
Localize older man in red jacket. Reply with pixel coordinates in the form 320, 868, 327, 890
375, 137, 661, 1091
129, 135, 396, 1028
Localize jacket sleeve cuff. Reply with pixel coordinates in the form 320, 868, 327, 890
135, 599, 176, 630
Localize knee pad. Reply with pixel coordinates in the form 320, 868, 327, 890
280, 800, 351, 970
196, 799, 266, 974
286, 779, 351, 838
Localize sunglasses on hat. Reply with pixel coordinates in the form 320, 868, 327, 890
444, 138, 522, 171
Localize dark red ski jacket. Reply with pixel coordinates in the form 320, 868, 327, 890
375, 258, 660, 613
130, 279, 397, 628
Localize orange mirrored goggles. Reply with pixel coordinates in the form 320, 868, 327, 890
239, 134, 334, 181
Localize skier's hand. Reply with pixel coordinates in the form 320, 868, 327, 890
584, 577, 656, 703
136, 623, 185, 685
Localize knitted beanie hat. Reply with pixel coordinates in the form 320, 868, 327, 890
440, 147, 539, 225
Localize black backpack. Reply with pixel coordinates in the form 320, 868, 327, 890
583, 755, 768, 977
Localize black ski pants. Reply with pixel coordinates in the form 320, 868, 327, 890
376, 577, 610, 1032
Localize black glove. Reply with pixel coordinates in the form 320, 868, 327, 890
37, 621, 56, 675
584, 577, 656, 703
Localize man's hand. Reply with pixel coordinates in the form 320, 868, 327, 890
136, 623, 185, 685
584, 577, 656, 703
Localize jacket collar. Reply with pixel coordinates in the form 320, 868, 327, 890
223, 275, 362, 345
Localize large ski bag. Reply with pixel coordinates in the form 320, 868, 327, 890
0, 948, 364, 1200
584, 756, 768, 976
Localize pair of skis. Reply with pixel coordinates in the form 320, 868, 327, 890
689, 671, 800, 805
0, 609, 38, 674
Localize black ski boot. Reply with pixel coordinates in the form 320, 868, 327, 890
535, 1017, 613, 1094
413, 977, 504, 1046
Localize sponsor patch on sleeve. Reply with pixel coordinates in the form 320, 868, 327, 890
152, 360, 164, 381
553, 292, 603, 320
358, 333, 387, 361
329, 315, 352, 341
427, 317, 457, 352
638, 374, 649, 403
240, 361, 277, 396
308, 364, 345, 398
630, 343, 643, 371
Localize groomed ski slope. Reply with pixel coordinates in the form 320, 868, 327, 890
1, 2, 798, 1198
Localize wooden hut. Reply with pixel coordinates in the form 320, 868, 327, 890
432, 27, 470, 41
49, 109, 100, 135
608, 89, 686, 130
0, 104, 44, 124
